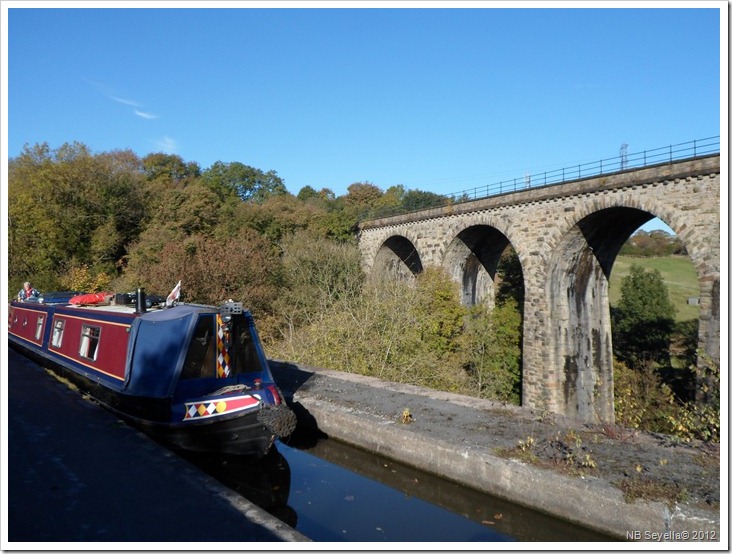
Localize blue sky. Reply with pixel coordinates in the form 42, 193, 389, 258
4, 2, 725, 232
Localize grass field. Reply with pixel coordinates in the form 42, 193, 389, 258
609, 255, 700, 322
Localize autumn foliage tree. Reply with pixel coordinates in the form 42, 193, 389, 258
8, 142, 146, 293
143, 231, 281, 312
201, 161, 287, 203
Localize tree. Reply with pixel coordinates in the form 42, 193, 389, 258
8, 142, 146, 294
154, 182, 223, 237
495, 245, 524, 308
125, 229, 281, 314
202, 161, 287, 203
309, 209, 359, 243
612, 264, 677, 368
367, 184, 406, 219
232, 193, 324, 242
142, 152, 200, 184
344, 182, 382, 206
297, 186, 318, 202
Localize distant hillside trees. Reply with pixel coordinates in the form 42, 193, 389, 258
620, 229, 686, 257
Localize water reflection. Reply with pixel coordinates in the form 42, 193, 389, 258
304, 436, 620, 541
181, 431, 616, 542
279, 440, 513, 542
180, 446, 297, 529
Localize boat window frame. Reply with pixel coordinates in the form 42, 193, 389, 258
79, 324, 101, 361
51, 318, 65, 348
34, 316, 44, 340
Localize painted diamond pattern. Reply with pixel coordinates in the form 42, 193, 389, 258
216, 315, 231, 378
183, 395, 260, 421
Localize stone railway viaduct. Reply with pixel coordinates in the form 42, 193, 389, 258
358, 155, 720, 423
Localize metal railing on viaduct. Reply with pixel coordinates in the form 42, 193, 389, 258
364, 135, 720, 221
358, 143, 721, 425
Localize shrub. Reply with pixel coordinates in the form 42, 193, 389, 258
273, 230, 364, 336
460, 298, 522, 404
613, 359, 676, 433
614, 356, 720, 443
269, 268, 470, 393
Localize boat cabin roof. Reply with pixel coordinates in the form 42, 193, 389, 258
57, 302, 238, 321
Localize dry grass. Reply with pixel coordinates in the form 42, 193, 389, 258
615, 476, 689, 507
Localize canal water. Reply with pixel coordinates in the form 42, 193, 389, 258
181, 432, 616, 543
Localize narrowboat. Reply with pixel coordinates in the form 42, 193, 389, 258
8, 290, 297, 457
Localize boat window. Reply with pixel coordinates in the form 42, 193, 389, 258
227, 317, 265, 375
35, 316, 44, 340
51, 319, 65, 348
181, 315, 216, 380
79, 325, 101, 361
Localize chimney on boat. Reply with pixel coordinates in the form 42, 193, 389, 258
135, 288, 147, 314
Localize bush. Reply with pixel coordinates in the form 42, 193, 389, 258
667, 354, 720, 442
413, 268, 468, 359
269, 268, 471, 393
460, 298, 522, 404
614, 356, 720, 443
273, 230, 364, 338
613, 359, 677, 433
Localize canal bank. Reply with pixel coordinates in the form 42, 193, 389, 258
5, 348, 308, 544
270, 360, 722, 542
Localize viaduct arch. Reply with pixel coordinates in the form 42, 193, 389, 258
358, 155, 721, 423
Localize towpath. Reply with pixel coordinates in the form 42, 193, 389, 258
5, 348, 308, 544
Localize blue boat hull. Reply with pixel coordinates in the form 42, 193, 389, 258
8, 299, 297, 457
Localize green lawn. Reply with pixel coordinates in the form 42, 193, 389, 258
609, 255, 700, 322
